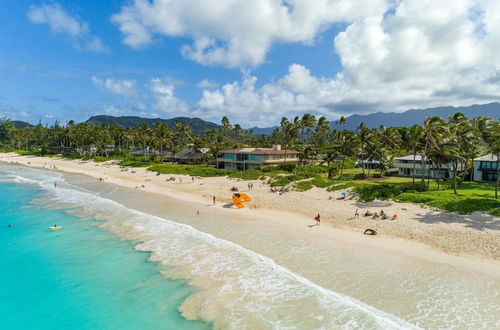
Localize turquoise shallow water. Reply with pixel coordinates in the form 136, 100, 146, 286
0, 181, 209, 330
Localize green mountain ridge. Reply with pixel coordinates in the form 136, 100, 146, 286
86, 115, 220, 134
12, 121, 32, 129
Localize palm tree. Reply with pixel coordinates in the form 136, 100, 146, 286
153, 122, 173, 162
422, 117, 450, 190
476, 118, 500, 198
335, 116, 347, 126
356, 123, 370, 176
407, 124, 424, 189
220, 116, 232, 133
334, 129, 360, 177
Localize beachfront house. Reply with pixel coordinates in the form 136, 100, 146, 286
395, 155, 464, 179
472, 153, 499, 182
217, 145, 299, 171
165, 148, 210, 164
356, 159, 386, 170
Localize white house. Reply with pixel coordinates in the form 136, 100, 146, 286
472, 153, 499, 182
394, 155, 464, 179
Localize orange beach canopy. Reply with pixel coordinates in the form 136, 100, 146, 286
231, 193, 251, 208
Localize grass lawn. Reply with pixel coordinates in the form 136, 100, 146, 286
396, 182, 499, 215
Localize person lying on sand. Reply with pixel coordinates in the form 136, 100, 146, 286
364, 210, 373, 217
391, 214, 398, 220
372, 213, 380, 219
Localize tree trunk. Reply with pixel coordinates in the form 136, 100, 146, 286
420, 156, 426, 190
496, 153, 499, 199
453, 161, 457, 194
412, 152, 416, 190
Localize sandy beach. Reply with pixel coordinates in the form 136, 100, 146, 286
1, 152, 499, 275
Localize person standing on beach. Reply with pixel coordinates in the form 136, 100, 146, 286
213, 195, 216, 205
315, 213, 321, 226
354, 208, 359, 218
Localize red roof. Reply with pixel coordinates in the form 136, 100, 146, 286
220, 148, 299, 155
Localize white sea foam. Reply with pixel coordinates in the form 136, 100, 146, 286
0, 165, 421, 329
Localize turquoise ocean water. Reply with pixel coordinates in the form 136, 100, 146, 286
0, 179, 209, 330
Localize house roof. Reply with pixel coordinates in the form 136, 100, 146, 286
395, 155, 423, 161
220, 148, 299, 155
474, 153, 499, 161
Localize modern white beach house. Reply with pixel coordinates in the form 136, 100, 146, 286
472, 153, 499, 182
217, 145, 299, 171
357, 155, 465, 179
394, 155, 465, 179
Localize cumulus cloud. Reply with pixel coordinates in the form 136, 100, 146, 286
196, 79, 219, 89
150, 78, 189, 114
27, 4, 107, 52
112, 0, 387, 67
91, 77, 138, 97
191, 0, 500, 126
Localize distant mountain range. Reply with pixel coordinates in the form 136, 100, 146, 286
86, 115, 220, 134
10, 102, 500, 134
249, 102, 500, 134
338, 102, 500, 131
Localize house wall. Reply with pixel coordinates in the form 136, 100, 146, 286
473, 160, 498, 182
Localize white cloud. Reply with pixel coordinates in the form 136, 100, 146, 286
192, 0, 500, 126
91, 77, 138, 97
112, 0, 388, 67
196, 79, 219, 89
150, 78, 189, 114
27, 4, 107, 53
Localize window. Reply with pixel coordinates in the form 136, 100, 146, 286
482, 171, 498, 182
249, 154, 263, 161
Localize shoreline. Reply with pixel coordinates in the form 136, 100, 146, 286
1, 153, 499, 277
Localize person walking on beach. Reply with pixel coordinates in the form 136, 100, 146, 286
213, 195, 216, 205
315, 213, 321, 226
354, 208, 359, 218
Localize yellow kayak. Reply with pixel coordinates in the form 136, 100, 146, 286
49, 226, 62, 231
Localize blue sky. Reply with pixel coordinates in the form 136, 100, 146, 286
1, 0, 499, 127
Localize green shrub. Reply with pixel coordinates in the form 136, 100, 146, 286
229, 169, 263, 180
261, 166, 277, 172
488, 208, 500, 216
337, 174, 355, 181
354, 183, 408, 202
276, 163, 296, 172
352, 173, 367, 180
293, 181, 314, 191
310, 175, 335, 188
342, 157, 357, 169
295, 165, 329, 175
269, 174, 310, 187
147, 164, 232, 177
119, 159, 154, 167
